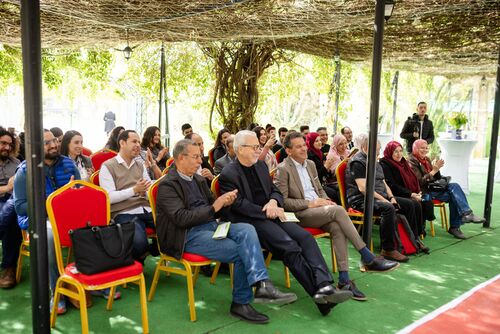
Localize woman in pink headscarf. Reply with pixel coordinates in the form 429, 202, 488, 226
408, 139, 485, 240
326, 134, 351, 173
305, 132, 339, 202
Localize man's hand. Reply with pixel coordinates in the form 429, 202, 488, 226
213, 190, 238, 212
201, 168, 214, 181
6, 176, 14, 192
262, 199, 286, 221
308, 198, 336, 208
133, 178, 151, 196
413, 131, 419, 138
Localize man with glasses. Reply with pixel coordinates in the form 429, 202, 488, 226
156, 139, 296, 324
13, 129, 81, 311
0, 127, 21, 288
341, 127, 355, 150
219, 130, 353, 316
185, 133, 215, 188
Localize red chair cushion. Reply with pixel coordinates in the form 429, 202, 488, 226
348, 208, 364, 214
182, 252, 211, 262
145, 227, 156, 236
64, 261, 143, 286
303, 227, 325, 236
432, 199, 444, 205
91, 151, 117, 170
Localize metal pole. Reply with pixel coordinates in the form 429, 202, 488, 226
163, 45, 170, 148
362, 0, 386, 245
333, 55, 341, 133
20, 0, 50, 332
158, 43, 165, 131
391, 71, 399, 139
483, 48, 500, 228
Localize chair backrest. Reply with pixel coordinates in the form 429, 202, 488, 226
211, 175, 221, 198
275, 150, 282, 163
207, 148, 215, 167
166, 157, 174, 168
335, 159, 349, 209
90, 149, 117, 170
46, 181, 110, 273
269, 168, 277, 180
81, 147, 93, 157
89, 170, 100, 186
148, 176, 165, 224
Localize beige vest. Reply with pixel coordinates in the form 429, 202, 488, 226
103, 158, 150, 217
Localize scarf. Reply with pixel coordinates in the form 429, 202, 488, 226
306, 132, 323, 161
383, 141, 420, 193
412, 139, 432, 173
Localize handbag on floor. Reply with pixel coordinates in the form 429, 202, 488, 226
69, 221, 135, 275
394, 214, 418, 255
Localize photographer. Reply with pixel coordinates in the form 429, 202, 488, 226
400, 102, 435, 153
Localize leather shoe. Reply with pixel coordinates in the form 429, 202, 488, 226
448, 227, 466, 239
313, 284, 352, 304
230, 302, 269, 324
0, 267, 16, 289
462, 213, 486, 224
254, 280, 297, 304
416, 240, 430, 254
315, 302, 337, 316
360, 256, 399, 272
338, 280, 367, 301
380, 249, 409, 263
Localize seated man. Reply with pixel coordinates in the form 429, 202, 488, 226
185, 133, 215, 188
0, 127, 22, 289
214, 134, 236, 175
275, 132, 399, 301
341, 127, 354, 150
219, 130, 353, 316
346, 134, 414, 263
156, 139, 296, 324
316, 127, 330, 157
100, 130, 156, 262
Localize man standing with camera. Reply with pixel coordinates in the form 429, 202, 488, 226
400, 102, 435, 153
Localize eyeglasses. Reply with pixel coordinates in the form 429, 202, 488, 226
183, 153, 202, 160
0, 140, 12, 147
241, 144, 262, 151
43, 138, 59, 146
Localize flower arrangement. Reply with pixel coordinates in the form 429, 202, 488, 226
447, 112, 468, 129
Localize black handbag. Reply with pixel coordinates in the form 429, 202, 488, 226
69, 221, 135, 275
428, 176, 451, 192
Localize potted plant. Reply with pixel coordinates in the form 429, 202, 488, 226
447, 112, 468, 139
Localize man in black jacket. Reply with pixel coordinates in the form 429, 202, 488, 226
400, 101, 435, 153
219, 130, 353, 316
156, 139, 296, 324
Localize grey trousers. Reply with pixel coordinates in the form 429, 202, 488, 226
295, 205, 366, 272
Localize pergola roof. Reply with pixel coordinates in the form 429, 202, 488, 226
1, 0, 499, 75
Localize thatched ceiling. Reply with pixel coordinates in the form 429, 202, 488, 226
0, 0, 499, 75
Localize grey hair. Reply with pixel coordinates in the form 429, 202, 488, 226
283, 131, 305, 149
233, 130, 257, 153
354, 133, 368, 150
173, 139, 196, 159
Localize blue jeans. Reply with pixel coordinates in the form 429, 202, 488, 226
431, 182, 471, 228
114, 212, 154, 260
185, 221, 268, 305
0, 196, 22, 269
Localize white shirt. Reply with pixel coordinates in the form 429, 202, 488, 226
290, 158, 319, 201
99, 153, 152, 215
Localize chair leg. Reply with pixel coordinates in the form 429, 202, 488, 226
229, 263, 234, 289
284, 266, 291, 289
184, 265, 197, 322
15, 250, 24, 283
138, 275, 150, 334
51, 280, 63, 328
192, 266, 201, 287
430, 220, 436, 237
106, 286, 116, 310
440, 206, 445, 229
78, 297, 90, 334
264, 252, 272, 267
147, 257, 163, 301
210, 262, 221, 284
443, 206, 449, 230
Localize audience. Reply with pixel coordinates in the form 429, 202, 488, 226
400, 102, 435, 153
408, 139, 485, 239
104, 126, 125, 152
141, 126, 170, 170
219, 130, 353, 316
316, 127, 330, 157
252, 126, 278, 171
274, 127, 288, 153
212, 128, 231, 162
185, 133, 215, 188
0, 127, 22, 289
300, 125, 310, 135
340, 127, 354, 150
214, 134, 236, 175
50, 127, 64, 146
181, 123, 193, 137
156, 139, 296, 324
60, 130, 95, 182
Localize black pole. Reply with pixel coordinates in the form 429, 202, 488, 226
483, 48, 500, 228
362, 0, 386, 245
20, 0, 50, 332
333, 55, 341, 133
162, 45, 170, 148
391, 71, 399, 139
158, 43, 165, 132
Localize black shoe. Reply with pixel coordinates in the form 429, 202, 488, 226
448, 227, 466, 240
360, 256, 400, 272
462, 213, 486, 224
338, 280, 367, 301
416, 240, 430, 254
315, 302, 337, 316
148, 240, 160, 257
230, 302, 269, 324
254, 280, 297, 304
313, 284, 353, 305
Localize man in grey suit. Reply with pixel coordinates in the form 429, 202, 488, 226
214, 134, 236, 175
275, 132, 399, 301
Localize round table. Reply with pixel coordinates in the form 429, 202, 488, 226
437, 138, 477, 194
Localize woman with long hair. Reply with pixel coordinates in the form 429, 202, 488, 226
104, 126, 124, 152
212, 128, 231, 162
408, 139, 485, 239
60, 130, 94, 181
252, 126, 277, 171
140, 126, 170, 170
